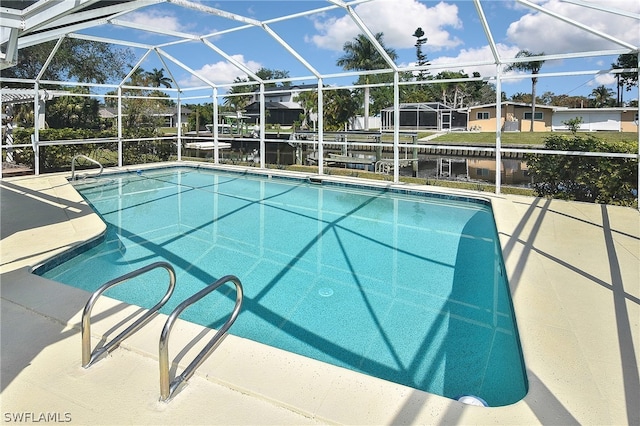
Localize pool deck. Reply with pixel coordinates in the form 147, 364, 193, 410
1, 163, 638, 425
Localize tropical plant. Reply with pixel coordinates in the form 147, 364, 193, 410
294, 90, 318, 129
505, 50, 545, 132
224, 77, 253, 113
322, 89, 359, 131
148, 68, 172, 88
589, 85, 615, 108
127, 67, 147, 86
254, 68, 291, 88
45, 87, 100, 129
336, 33, 397, 130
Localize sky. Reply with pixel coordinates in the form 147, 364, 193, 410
77, 0, 639, 103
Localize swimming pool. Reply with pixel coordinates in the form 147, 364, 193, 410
39, 166, 527, 406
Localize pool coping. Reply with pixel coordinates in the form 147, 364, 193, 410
1, 161, 638, 424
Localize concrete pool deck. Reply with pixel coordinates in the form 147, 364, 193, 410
1, 163, 638, 425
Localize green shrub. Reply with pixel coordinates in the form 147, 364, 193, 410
526, 134, 638, 206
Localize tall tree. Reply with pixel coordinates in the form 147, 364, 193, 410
46, 87, 99, 129
589, 85, 615, 108
506, 50, 545, 132
148, 68, 172, 88
612, 52, 638, 106
1, 38, 134, 85
294, 90, 318, 130
254, 68, 291, 88
412, 27, 430, 81
336, 33, 397, 130
224, 77, 253, 113
322, 89, 359, 131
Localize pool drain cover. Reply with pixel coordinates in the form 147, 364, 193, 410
318, 287, 334, 297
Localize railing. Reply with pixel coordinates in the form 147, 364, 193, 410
71, 154, 103, 180
81, 262, 176, 368
159, 275, 243, 401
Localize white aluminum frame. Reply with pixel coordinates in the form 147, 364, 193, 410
1, 0, 638, 207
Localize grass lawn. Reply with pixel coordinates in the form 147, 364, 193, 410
424, 131, 639, 146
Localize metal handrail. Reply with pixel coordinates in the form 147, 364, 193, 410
159, 275, 243, 401
71, 154, 103, 180
81, 262, 176, 368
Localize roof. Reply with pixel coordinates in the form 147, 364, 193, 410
468, 101, 558, 111
1, 87, 70, 105
380, 102, 464, 112
245, 101, 303, 111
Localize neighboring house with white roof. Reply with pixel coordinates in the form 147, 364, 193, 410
550, 107, 638, 132
467, 101, 638, 132
244, 84, 315, 126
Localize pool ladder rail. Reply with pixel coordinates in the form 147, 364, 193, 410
81, 261, 244, 402
70, 154, 103, 180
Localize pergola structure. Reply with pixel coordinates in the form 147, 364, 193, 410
0, 0, 638, 196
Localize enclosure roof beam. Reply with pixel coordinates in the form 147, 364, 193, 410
27, 1, 157, 35
156, 47, 218, 88
119, 50, 153, 87
21, 0, 101, 35
262, 24, 322, 79
341, 4, 399, 71
168, 0, 261, 26
474, 0, 500, 64
154, 49, 181, 91
68, 33, 153, 50
18, 18, 110, 48
110, 18, 199, 41
516, 0, 638, 51
560, 0, 640, 20
200, 39, 262, 83
0, 7, 23, 30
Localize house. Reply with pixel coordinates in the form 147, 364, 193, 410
551, 107, 639, 132
468, 102, 639, 132
467, 102, 555, 132
244, 84, 316, 126
244, 101, 302, 126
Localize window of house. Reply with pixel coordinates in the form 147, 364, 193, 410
477, 168, 489, 177
476, 112, 489, 120
523, 112, 544, 120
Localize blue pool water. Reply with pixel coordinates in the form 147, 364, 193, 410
39, 167, 527, 406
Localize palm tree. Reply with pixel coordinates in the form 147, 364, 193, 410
337, 33, 397, 130
128, 67, 147, 86
148, 68, 172, 88
590, 85, 614, 108
506, 50, 545, 132
223, 77, 253, 114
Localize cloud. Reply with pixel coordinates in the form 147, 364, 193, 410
310, 0, 462, 52
426, 44, 522, 78
179, 55, 262, 87
593, 72, 617, 87
120, 10, 185, 33
506, 0, 640, 54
